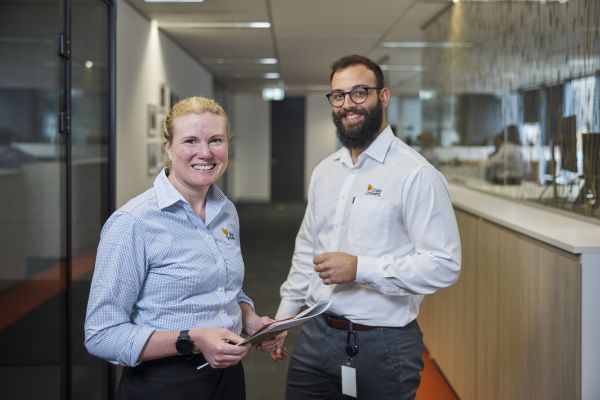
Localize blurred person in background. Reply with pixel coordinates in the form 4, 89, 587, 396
416, 130, 440, 168
485, 125, 526, 185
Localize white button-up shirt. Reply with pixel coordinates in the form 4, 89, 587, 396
276, 126, 461, 327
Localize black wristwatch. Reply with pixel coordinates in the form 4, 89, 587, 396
175, 330, 195, 357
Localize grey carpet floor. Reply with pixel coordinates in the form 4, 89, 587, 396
236, 201, 307, 400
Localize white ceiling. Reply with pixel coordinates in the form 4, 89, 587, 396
125, 0, 453, 95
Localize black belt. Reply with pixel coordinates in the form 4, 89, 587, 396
322, 313, 376, 331
136, 353, 206, 369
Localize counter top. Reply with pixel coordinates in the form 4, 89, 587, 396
449, 184, 600, 254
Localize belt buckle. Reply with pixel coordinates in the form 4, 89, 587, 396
330, 314, 350, 330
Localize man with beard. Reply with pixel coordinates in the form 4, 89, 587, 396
271, 55, 462, 400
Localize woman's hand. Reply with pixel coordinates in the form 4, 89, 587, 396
245, 315, 283, 354
191, 327, 250, 369
244, 313, 271, 336
238, 302, 289, 359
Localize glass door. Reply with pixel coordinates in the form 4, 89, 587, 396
70, 1, 113, 398
0, 1, 66, 398
0, 0, 113, 398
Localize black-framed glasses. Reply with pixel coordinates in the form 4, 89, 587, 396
326, 86, 381, 107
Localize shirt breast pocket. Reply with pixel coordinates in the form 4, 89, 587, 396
348, 196, 391, 249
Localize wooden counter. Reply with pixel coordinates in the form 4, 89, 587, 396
418, 184, 600, 400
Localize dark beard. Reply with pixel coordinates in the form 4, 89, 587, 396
332, 99, 383, 149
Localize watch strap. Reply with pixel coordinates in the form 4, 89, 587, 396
178, 329, 190, 339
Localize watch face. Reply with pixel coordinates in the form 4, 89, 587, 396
176, 333, 194, 355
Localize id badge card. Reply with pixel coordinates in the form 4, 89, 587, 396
341, 364, 357, 397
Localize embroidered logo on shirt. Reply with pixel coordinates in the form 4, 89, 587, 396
365, 184, 382, 197
221, 228, 236, 241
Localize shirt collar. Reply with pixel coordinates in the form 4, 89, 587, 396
153, 168, 228, 219
154, 168, 186, 210
334, 125, 394, 166
363, 125, 394, 163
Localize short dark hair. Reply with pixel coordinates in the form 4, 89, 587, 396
329, 55, 385, 88
505, 125, 521, 145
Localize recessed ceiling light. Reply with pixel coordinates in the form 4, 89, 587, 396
381, 41, 472, 49
264, 72, 280, 79
158, 21, 270, 29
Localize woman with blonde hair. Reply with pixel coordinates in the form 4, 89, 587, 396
85, 96, 276, 399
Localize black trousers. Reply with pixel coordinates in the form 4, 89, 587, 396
117, 354, 246, 400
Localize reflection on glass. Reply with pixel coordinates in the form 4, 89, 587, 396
71, 0, 111, 399
0, 0, 112, 398
420, 0, 600, 220
484, 125, 526, 185
0, 2, 64, 399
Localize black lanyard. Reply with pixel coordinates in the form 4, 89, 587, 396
345, 321, 359, 358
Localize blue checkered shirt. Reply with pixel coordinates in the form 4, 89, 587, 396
85, 169, 254, 366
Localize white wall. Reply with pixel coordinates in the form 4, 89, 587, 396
230, 94, 271, 201
116, 0, 213, 207
230, 93, 338, 202
304, 94, 338, 198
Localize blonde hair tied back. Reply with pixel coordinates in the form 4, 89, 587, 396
162, 96, 231, 144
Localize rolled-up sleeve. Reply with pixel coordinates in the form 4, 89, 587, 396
236, 289, 254, 309
84, 212, 154, 367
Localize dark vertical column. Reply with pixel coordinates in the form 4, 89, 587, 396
58, 0, 72, 398
107, 1, 117, 396
270, 97, 306, 201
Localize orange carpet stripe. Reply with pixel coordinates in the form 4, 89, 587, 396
417, 349, 459, 400
0, 252, 96, 331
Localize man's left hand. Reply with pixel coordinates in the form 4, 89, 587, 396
313, 252, 357, 285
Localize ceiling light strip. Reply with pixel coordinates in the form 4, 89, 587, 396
380, 41, 472, 49
203, 58, 278, 65
158, 21, 270, 29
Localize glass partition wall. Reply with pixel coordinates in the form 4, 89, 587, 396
420, 0, 600, 221
0, 1, 114, 399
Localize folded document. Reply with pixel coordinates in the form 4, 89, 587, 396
196, 299, 331, 370
240, 298, 332, 345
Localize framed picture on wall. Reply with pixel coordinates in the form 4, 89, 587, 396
160, 82, 170, 108
160, 141, 167, 167
169, 91, 179, 109
156, 108, 166, 138
147, 142, 160, 176
147, 104, 158, 138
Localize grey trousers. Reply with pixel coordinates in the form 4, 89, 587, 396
286, 315, 423, 400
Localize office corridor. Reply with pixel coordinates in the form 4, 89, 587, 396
236, 202, 457, 400
0, 201, 456, 399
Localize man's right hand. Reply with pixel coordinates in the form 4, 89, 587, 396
191, 327, 250, 368
269, 331, 288, 361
